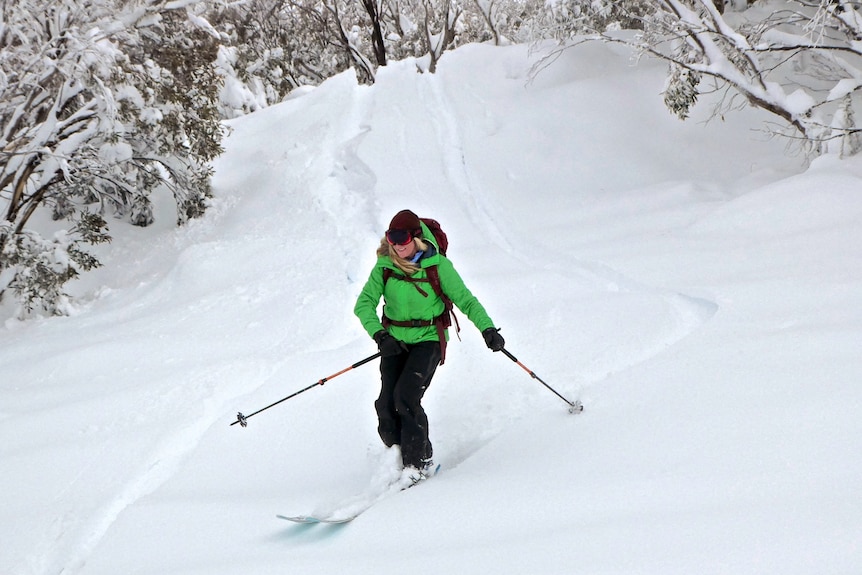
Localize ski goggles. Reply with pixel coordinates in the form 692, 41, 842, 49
386, 229, 414, 246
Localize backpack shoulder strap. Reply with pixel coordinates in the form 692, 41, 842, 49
425, 264, 444, 299
426, 264, 461, 358
382, 266, 429, 297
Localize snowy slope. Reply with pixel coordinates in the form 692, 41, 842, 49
1, 41, 861, 575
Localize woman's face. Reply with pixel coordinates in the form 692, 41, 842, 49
393, 239, 418, 259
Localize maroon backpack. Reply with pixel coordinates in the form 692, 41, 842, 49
381, 217, 459, 364
420, 217, 447, 256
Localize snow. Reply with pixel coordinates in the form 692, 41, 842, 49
2, 40, 862, 575
828, 78, 861, 102
98, 142, 133, 164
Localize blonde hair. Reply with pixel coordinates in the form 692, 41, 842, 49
377, 236, 429, 275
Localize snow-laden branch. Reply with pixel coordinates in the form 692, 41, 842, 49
598, 0, 862, 153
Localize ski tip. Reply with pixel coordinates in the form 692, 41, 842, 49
277, 514, 319, 524
277, 514, 356, 525
317, 516, 356, 524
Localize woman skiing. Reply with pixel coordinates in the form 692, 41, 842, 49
354, 209, 505, 482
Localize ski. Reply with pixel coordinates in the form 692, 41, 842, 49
278, 464, 441, 525
277, 514, 356, 524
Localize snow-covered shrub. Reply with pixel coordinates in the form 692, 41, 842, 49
0, 214, 109, 317
0, 0, 225, 317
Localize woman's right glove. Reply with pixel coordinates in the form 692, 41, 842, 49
482, 327, 505, 352
374, 330, 403, 357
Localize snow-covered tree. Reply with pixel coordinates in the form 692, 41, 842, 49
209, 0, 361, 110
324, 0, 379, 82
532, 0, 656, 39
589, 0, 862, 154
206, 0, 501, 98
415, 0, 464, 72
0, 0, 225, 317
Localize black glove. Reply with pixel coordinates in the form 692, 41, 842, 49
374, 330, 403, 357
482, 327, 505, 352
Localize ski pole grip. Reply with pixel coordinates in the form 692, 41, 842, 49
353, 351, 382, 369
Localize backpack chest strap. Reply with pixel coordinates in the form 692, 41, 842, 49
383, 268, 432, 296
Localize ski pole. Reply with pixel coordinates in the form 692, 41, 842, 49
500, 348, 583, 414
231, 351, 382, 427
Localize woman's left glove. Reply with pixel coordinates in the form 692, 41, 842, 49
482, 327, 505, 352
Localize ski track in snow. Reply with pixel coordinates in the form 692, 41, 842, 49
34, 76, 385, 575
33, 60, 715, 574
6, 46, 859, 575
303, 66, 722, 479
420, 68, 718, 386
36, 359, 280, 575
420, 74, 517, 253
314, 83, 381, 248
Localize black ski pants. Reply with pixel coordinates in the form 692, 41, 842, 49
375, 340, 441, 469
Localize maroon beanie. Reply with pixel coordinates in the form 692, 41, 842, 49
388, 209, 421, 232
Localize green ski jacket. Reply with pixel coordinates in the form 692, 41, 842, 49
354, 226, 495, 344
